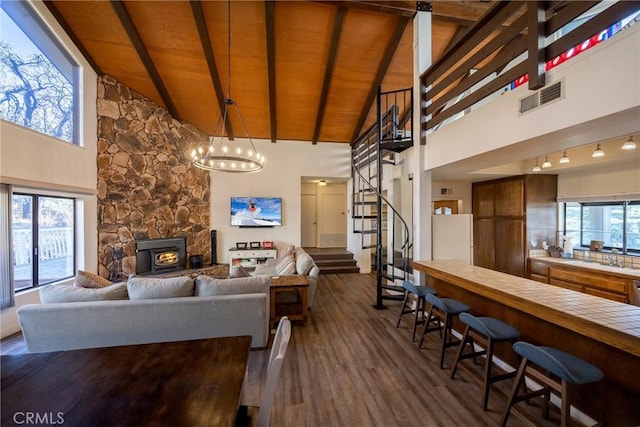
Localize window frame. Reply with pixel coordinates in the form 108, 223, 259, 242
1, 0, 80, 144
563, 200, 640, 255
12, 192, 76, 292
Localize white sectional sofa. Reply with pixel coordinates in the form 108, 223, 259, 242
17, 275, 270, 353
253, 246, 320, 308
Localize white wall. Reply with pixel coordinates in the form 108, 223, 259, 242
431, 181, 473, 214
558, 159, 640, 200
0, 0, 98, 338
210, 139, 351, 263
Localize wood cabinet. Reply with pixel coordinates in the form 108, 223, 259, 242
526, 258, 636, 304
472, 174, 557, 277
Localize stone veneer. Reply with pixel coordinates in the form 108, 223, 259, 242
96, 75, 211, 278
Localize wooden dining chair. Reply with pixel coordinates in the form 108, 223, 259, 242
236, 317, 292, 427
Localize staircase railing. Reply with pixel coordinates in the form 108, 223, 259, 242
351, 86, 413, 309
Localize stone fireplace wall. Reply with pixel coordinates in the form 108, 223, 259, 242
96, 75, 211, 278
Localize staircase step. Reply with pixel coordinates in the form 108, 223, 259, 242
304, 248, 360, 275
314, 258, 357, 267
319, 265, 360, 274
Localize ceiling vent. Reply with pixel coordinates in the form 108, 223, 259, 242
519, 80, 564, 115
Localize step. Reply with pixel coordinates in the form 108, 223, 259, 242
314, 258, 357, 268
319, 265, 360, 274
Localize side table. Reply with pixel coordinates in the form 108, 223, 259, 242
270, 275, 309, 325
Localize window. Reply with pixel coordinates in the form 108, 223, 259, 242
564, 201, 640, 254
12, 193, 75, 292
0, 1, 79, 144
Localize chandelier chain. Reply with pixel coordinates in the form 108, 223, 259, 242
226, 0, 231, 100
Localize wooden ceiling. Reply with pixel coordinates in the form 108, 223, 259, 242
46, 1, 496, 144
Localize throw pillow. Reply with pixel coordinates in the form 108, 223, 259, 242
75, 270, 113, 289
40, 283, 128, 304
127, 276, 194, 300
275, 255, 296, 275
195, 275, 269, 296
228, 266, 250, 278
296, 253, 315, 276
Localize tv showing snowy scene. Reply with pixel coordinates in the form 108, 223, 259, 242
230, 197, 282, 227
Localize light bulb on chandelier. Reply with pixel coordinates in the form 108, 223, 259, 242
190, 1, 264, 173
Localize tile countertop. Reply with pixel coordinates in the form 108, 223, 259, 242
412, 259, 640, 357
530, 256, 640, 279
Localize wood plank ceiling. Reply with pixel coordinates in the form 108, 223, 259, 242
46, 1, 495, 144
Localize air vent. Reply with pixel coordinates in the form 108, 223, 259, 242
520, 93, 539, 113
540, 81, 562, 105
519, 79, 564, 115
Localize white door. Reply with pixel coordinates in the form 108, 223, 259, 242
318, 193, 347, 247
301, 194, 317, 247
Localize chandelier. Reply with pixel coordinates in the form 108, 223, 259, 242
190, 1, 264, 173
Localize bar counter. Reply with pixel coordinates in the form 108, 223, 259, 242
412, 259, 640, 426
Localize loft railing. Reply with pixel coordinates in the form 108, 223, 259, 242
420, 1, 640, 138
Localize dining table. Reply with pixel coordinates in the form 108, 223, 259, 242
1, 335, 251, 426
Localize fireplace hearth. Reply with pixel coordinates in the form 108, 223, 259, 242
135, 238, 187, 275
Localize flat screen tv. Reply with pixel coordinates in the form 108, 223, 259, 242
230, 197, 282, 227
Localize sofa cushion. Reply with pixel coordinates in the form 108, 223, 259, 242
195, 275, 269, 296
75, 270, 113, 289
40, 283, 128, 304
296, 253, 315, 276
127, 276, 194, 300
275, 255, 296, 275
228, 266, 250, 278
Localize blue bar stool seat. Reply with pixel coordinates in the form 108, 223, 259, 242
395, 280, 438, 342
450, 313, 520, 410
418, 294, 470, 369
501, 341, 604, 427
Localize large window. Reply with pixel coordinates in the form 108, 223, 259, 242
12, 194, 75, 292
564, 201, 640, 254
0, 1, 79, 144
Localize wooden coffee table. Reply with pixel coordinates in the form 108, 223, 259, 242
1, 336, 251, 426
270, 275, 309, 325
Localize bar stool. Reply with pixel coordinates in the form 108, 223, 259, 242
450, 313, 520, 410
395, 280, 438, 342
500, 341, 604, 427
418, 294, 470, 369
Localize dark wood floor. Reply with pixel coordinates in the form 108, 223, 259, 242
2, 273, 560, 426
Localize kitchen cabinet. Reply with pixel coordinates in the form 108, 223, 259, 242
473, 174, 557, 277
526, 257, 636, 304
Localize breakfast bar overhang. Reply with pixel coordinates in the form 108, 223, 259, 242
412, 259, 640, 426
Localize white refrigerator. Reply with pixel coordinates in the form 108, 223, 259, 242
432, 214, 474, 264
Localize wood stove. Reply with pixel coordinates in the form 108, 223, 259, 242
135, 237, 187, 275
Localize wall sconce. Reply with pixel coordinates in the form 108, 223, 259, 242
559, 150, 570, 164
621, 135, 636, 151
532, 158, 541, 172
542, 155, 552, 168
592, 143, 605, 158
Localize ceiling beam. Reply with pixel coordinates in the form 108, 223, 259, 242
44, 2, 102, 75
526, 1, 545, 90
190, 0, 234, 139
110, 0, 181, 121
312, 7, 346, 145
351, 16, 409, 142
265, 1, 277, 143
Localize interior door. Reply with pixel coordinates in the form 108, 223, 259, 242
317, 193, 347, 247
301, 194, 317, 247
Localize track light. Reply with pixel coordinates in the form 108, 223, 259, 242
318, 180, 327, 186
532, 158, 541, 172
542, 155, 552, 168
621, 135, 637, 151
592, 143, 605, 158
559, 150, 570, 164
